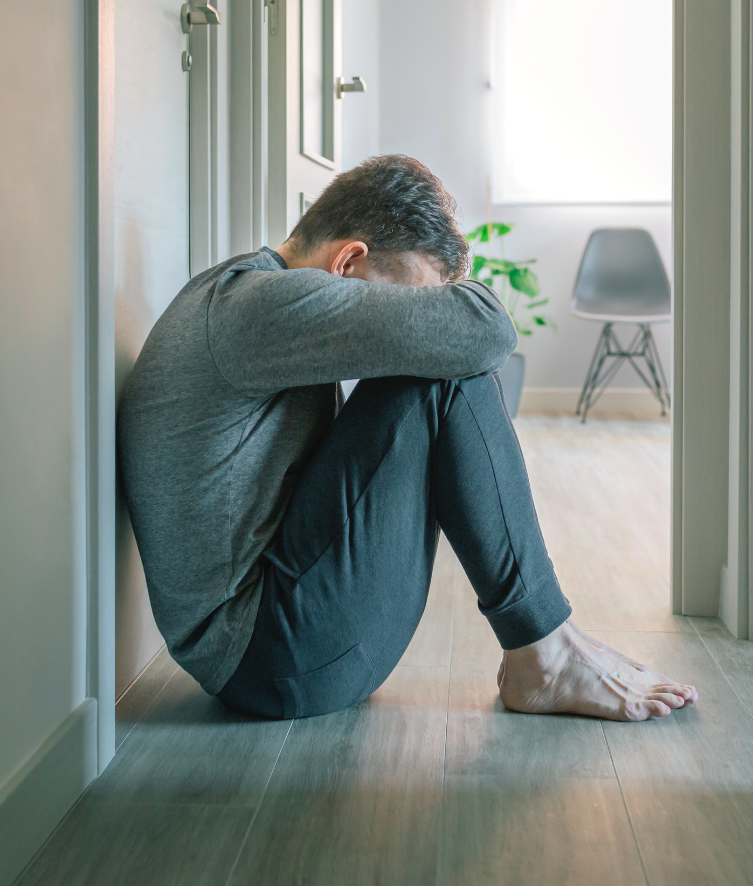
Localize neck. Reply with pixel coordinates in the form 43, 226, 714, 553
275, 240, 332, 271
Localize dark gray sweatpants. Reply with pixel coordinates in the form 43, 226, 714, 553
217, 374, 571, 719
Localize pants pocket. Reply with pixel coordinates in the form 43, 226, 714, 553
274, 643, 376, 719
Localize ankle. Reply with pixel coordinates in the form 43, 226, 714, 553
503, 621, 573, 674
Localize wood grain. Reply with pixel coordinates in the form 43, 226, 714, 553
450, 566, 502, 669
516, 416, 680, 633
690, 616, 753, 717
91, 667, 292, 807
16, 799, 253, 886
24, 415, 747, 885
446, 663, 615, 781
438, 776, 647, 886
227, 665, 449, 886
598, 630, 753, 886
399, 532, 457, 667
115, 645, 178, 750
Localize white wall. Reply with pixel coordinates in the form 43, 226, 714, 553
343, 0, 673, 393
114, 0, 191, 697
0, 0, 87, 788
342, 0, 381, 170
378, 0, 492, 227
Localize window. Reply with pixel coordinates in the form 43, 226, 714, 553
492, 0, 672, 205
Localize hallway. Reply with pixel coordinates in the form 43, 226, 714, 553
16, 417, 753, 886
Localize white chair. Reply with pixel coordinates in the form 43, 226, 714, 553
572, 228, 671, 422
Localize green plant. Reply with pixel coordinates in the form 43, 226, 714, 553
467, 222, 555, 337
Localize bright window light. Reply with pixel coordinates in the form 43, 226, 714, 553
492, 0, 672, 205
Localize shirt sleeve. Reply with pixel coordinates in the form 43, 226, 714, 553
207, 262, 518, 396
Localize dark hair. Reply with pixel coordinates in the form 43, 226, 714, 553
287, 155, 469, 281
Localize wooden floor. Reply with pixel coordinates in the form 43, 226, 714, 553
18, 416, 753, 886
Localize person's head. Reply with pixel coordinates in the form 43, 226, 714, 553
277, 155, 468, 286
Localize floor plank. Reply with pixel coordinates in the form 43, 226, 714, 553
399, 532, 457, 668
227, 666, 449, 886
515, 416, 680, 633
450, 566, 502, 670
691, 616, 753, 718
442, 595, 646, 884
16, 799, 253, 886
115, 645, 178, 750
597, 630, 753, 886
438, 776, 647, 886
445, 663, 615, 780
24, 414, 746, 886
90, 667, 292, 807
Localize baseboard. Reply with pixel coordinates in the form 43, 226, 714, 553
518, 387, 669, 416
0, 698, 97, 886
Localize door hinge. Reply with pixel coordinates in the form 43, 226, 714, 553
264, 0, 279, 36
181, 3, 222, 34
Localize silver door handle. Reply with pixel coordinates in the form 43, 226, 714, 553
181, 3, 222, 33
336, 76, 367, 99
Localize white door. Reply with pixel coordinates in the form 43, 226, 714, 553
267, 0, 344, 245
114, 1, 192, 698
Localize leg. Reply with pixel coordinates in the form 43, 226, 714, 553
219, 373, 570, 718
219, 374, 696, 721
432, 375, 696, 720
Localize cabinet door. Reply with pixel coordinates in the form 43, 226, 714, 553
267, 0, 343, 245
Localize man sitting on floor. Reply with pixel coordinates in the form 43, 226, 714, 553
118, 155, 697, 721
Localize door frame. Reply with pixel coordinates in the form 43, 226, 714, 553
672, 0, 752, 636
84, 0, 749, 773
85, 0, 116, 774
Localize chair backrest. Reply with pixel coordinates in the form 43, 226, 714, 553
572, 228, 671, 319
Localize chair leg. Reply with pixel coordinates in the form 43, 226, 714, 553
575, 323, 671, 421
639, 327, 667, 415
645, 325, 671, 409
577, 324, 610, 422
582, 325, 631, 419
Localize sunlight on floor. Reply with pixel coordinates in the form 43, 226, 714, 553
18, 416, 753, 886
515, 414, 677, 633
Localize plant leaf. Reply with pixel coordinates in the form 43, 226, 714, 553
508, 267, 540, 297
471, 255, 489, 279
484, 258, 517, 273
525, 298, 549, 308
466, 222, 513, 243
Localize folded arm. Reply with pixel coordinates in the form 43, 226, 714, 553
208, 264, 517, 396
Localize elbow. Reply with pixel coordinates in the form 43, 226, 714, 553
476, 311, 517, 375
497, 311, 518, 361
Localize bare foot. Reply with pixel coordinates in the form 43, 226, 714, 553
498, 620, 698, 721
566, 620, 696, 704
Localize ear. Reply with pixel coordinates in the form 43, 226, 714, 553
330, 241, 369, 277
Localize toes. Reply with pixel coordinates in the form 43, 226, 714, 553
653, 683, 698, 705
649, 691, 686, 709
625, 699, 671, 720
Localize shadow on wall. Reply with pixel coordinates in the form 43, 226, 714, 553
115, 222, 164, 698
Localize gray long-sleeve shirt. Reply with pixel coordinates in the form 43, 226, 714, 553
117, 247, 517, 694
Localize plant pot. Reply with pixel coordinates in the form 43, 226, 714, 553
500, 352, 525, 418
